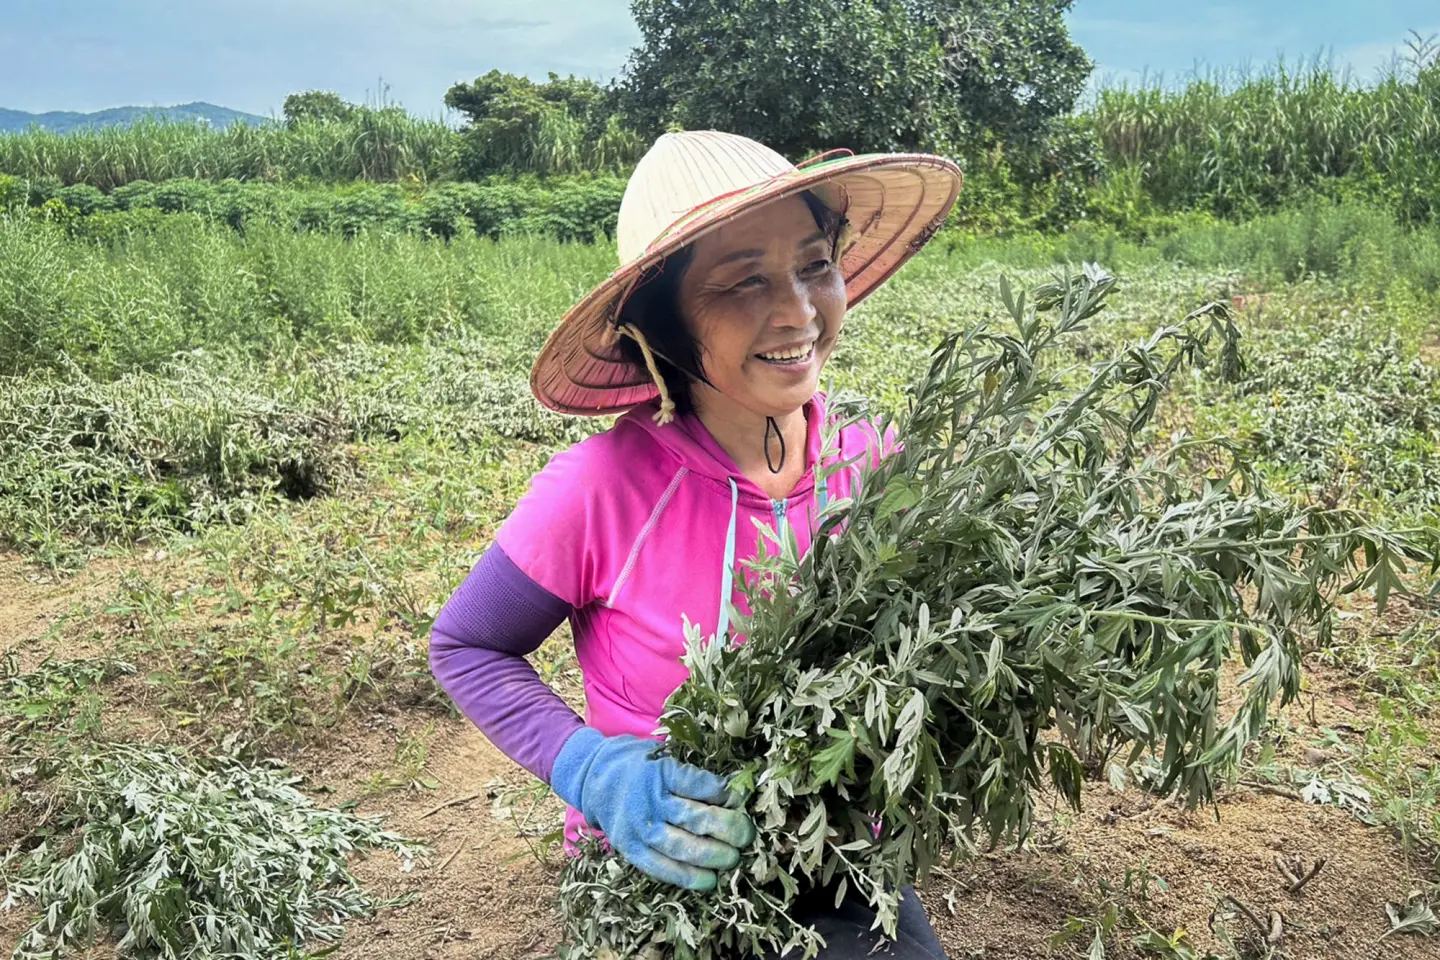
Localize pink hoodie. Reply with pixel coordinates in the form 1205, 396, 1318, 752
493, 392, 891, 842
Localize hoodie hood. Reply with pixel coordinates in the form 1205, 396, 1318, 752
618, 394, 828, 506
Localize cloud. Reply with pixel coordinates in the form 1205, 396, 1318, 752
1337, 26, 1440, 81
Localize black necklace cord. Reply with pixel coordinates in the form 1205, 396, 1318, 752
764, 416, 786, 475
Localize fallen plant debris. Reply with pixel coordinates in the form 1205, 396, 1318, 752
1383, 897, 1440, 939
555, 265, 1439, 960
1212, 895, 1285, 957
0, 743, 426, 960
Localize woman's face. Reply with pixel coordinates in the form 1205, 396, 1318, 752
677, 195, 847, 420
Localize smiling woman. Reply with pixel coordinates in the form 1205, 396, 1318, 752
427, 130, 961, 959
615, 190, 849, 488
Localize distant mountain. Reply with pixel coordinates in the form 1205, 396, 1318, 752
0, 102, 272, 134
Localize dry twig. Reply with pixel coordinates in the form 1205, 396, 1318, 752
420, 790, 484, 820
1238, 780, 1303, 802
438, 841, 466, 874
1216, 895, 1285, 949
1274, 854, 1326, 895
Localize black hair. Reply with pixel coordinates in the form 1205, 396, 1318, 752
614, 189, 850, 416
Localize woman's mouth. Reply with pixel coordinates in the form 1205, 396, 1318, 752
755, 343, 815, 366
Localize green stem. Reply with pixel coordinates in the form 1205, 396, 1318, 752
1084, 608, 1272, 639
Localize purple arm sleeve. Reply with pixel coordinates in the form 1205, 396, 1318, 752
428, 542, 585, 783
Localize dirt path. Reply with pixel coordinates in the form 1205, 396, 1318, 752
307, 717, 569, 960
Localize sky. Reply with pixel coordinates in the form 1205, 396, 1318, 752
0, 1, 1436, 118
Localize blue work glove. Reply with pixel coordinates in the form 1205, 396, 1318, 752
551, 727, 755, 891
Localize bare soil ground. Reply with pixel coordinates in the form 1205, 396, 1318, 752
2, 550, 1436, 960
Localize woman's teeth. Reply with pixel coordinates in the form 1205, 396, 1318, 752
757, 345, 814, 364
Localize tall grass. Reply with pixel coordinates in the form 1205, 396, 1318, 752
1090, 59, 1440, 223
0, 110, 460, 188
4, 199, 1437, 387
946, 199, 1440, 295
0, 213, 615, 378
0, 108, 643, 189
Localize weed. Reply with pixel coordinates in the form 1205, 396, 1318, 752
361, 721, 440, 796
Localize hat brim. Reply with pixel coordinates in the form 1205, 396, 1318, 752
531, 153, 963, 417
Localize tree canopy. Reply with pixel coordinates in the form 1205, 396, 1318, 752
620, 0, 956, 158
444, 71, 641, 176
281, 91, 357, 128
904, 0, 1092, 146
618, 0, 1092, 158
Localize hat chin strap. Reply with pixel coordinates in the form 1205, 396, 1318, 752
619, 324, 788, 475
618, 324, 677, 426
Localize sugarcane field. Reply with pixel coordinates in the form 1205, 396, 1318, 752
3, 5, 1440, 960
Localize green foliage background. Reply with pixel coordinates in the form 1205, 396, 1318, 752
2, 8, 1437, 237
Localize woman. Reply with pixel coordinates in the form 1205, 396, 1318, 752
430, 131, 961, 957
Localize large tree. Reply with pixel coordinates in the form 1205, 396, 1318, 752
904, 0, 1092, 146
282, 91, 356, 128
617, 0, 1091, 158
619, 0, 957, 158
444, 71, 639, 176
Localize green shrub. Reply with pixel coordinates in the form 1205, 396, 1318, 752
1153, 200, 1440, 293
108, 178, 158, 210
319, 338, 600, 447
0, 210, 625, 380
1236, 321, 1440, 516
0, 173, 23, 211
52, 183, 112, 215
67, 205, 173, 244
4, 174, 628, 244
941, 199, 1440, 299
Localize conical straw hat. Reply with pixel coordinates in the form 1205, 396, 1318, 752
532, 131, 963, 417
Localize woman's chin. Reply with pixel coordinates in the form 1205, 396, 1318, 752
746, 360, 821, 407
755, 381, 820, 417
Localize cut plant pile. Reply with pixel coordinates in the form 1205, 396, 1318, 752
558, 266, 1440, 959
0, 734, 426, 960
0, 642, 432, 960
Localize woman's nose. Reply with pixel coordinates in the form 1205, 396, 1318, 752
771, 276, 816, 328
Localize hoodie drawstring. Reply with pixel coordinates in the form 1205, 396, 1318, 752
717, 476, 835, 644
717, 478, 740, 643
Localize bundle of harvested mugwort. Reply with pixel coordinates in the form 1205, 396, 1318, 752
557, 265, 1439, 960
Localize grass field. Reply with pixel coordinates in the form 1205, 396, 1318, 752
1, 202, 1439, 958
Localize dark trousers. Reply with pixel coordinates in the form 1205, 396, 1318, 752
760, 884, 947, 959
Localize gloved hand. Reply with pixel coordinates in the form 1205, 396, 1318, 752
551, 727, 756, 891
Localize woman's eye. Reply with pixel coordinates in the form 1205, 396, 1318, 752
732, 275, 765, 291
803, 259, 833, 275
